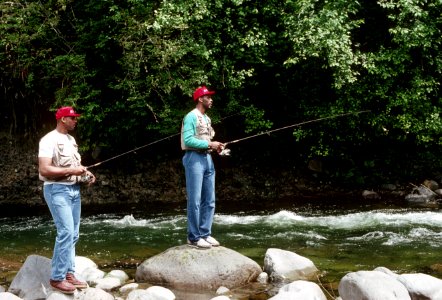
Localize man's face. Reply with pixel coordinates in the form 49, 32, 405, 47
200, 95, 213, 109
62, 116, 78, 131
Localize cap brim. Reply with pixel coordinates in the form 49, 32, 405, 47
193, 91, 216, 101
201, 91, 215, 97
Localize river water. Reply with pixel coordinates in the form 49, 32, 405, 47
1, 201, 441, 297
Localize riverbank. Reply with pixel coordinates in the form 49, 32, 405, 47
0, 135, 417, 217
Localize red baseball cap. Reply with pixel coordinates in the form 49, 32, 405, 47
193, 86, 215, 101
55, 106, 81, 119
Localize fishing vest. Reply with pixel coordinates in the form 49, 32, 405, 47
181, 108, 215, 151
39, 131, 83, 184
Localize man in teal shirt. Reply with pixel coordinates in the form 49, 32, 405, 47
181, 86, 224, 249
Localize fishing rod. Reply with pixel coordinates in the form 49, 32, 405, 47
85, 113, 241, 169
86, 110, 369, 168
86, 133, 178, 169
224, 110, 371, 146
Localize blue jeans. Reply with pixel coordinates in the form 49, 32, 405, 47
43, 184, 81, 281
182, 151, 216, 242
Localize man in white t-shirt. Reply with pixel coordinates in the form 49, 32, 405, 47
38, 106, 95, 294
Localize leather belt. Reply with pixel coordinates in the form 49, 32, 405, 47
187, 149, 212, 154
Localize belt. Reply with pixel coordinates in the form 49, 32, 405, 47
186, 149, 212, 154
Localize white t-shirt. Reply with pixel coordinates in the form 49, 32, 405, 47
38, 129, 81, 185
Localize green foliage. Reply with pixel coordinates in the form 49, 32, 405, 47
1, 0, 441, 183
329, 0, 442, 158
283, 0, 364, 88
0, 0, 94, 136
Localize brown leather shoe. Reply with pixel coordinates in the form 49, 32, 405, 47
49, 279, 76, 294
66, 273, 88, 289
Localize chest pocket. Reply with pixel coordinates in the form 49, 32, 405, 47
196, 115, 215, 140
54, 142, 81, 168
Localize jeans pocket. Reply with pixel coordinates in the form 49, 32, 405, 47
183, 151, 192, 167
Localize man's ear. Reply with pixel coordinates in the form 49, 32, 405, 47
61, 117, 66, 123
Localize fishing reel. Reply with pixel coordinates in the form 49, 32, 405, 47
79, 174, 91, 183
219, 148, 231, 156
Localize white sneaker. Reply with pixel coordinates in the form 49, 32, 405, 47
204, 236, 220, 247
187, 239, 212, 249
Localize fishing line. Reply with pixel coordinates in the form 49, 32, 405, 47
224, 110, 371, 146
86, 133, 178, 169
86, 110, 369, 168
85, 112, 241, 169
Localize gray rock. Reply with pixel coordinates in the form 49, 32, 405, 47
126, 289, 150, 300
338, 270, 411, 300
74, 256, 98, 275
397, 273, 442, 300
95, 277, 122, 291
7, 255, 51, 300
74, 287, 114, 300
135, 245, 261, 290
423, 180, 439, 191
144, 286, 175, 300
362, 190, 381, 200
263, 248, 319, 283
405, 185, 437, 204
269, 280, 327, 300
209, 297, 230, 300
0, 287, 5, 293
46, 291, 76, 300
215, 286, 229, 295
119, 283, 139, 294
372, 266, 398, 278
381, 184, 397, 191
257, 272, 269, 284
0, 292, 23, 300
81, 267, 105, 285
126, 287, 175, 300
105, 270, 129, 285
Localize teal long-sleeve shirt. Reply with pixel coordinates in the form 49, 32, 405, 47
182, 110, 210, 149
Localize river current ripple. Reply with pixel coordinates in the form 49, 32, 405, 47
1, 207, 441, 284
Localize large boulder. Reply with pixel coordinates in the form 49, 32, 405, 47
135, 245, 262, 290
405, 185, 437, 204
7, 255, 102, 300
263, 248, 319, 283
397, 273, 442, 300
338, 270, 411, 300
7, 254, 51, 300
